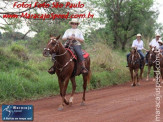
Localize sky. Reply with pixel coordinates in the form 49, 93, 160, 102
155, 0, 163, 24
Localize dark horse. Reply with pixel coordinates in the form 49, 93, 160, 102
128, 48, 144, 86
146, 48, 157, 81
146, 48, 163, 83
43, 35, 91, 110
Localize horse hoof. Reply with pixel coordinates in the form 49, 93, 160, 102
80, 102, 85, 106
58, 105, 64, 111
131, 84, 136, 87
58, 107, 63, 111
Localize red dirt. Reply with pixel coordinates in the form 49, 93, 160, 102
0, 79, 162, 122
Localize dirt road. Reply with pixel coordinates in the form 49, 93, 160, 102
0, 80, 162, 122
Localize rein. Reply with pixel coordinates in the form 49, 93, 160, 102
50, 40, 74, 72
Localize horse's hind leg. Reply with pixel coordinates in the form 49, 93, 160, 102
146, 66, 151, 81
81, 74, 88, 106
69, 77, 76, 106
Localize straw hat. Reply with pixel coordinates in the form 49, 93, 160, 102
156, 33, 161, 37
136, 33, 141, 37
69, 18, 80, 25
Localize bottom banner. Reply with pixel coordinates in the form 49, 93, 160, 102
2, 105, 33, 121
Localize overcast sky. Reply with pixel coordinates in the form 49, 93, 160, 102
155, 0, 163, 24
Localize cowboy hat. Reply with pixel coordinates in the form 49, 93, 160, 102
69, 18, 80, 25
136, 33, 141, 37
156, 33, 161, 37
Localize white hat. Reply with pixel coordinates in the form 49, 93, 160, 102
136, 33, 141, 37
69, 18, 80, 25
156, 33, 160, 37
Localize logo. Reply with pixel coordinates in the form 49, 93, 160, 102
2, 105, 33, 121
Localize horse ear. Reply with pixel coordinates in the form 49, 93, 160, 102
50, 34, 53, 37
56, 35, 60, 40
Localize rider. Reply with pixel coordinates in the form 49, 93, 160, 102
149, 34, 162, 49
146, 34, 163, 65
48, 18, 88, 74
126, 33, 148, 67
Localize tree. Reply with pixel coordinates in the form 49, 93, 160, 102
91, 0, 158, 50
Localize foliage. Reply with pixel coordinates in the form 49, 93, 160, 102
90, 0, 158, 50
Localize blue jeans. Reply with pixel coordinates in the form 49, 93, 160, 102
127, 50, 144, 61
72, 45, 84, 61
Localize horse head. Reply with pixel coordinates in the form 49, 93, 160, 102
129, 48, 140, 66
43, 35, 60, 57
147, 47, 157, 65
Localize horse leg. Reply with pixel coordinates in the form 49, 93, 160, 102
130, 69, 134, 86
153, 66, 156, 81
146, 66, 151, 81
81, 74, 88, 106
160, 68, 163, 84
140, 66, 144, 80
136, 69, 140, 86
69, 77, 76, 106
132, 69, 137, 86
58, 77, 70, 111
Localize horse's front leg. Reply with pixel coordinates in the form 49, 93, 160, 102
69, 77, 76, 106
135, 69, 140, 86
58, 77, 70, 111
146, 66, 151, 81
130, 69, 134, 86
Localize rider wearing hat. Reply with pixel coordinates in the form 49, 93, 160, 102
48, 18, 88, 74
126, 33, 148, 67
62, 18, 88, 74
145, 33, 163, 65
149, 34, 162, 49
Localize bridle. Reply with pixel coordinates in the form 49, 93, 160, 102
130, 49, 140, 65
44, 38, 67, 57
44, 38, 74, 72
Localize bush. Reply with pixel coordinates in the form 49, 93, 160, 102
10, 43, 29, 60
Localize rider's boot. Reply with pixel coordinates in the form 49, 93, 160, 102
48, 64, 56, 75
81, 61, 88, 74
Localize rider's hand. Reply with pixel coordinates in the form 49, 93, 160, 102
68, 36, 74, 40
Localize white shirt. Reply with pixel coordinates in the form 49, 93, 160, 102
132, 39, 144, 50
149, 39, 163, 49
62, 28, 84, 45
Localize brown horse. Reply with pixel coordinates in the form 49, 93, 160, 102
153, 49, 163, 84
43, 35, 91, 110
146, 48, 157, 81
128, 48, 143, 86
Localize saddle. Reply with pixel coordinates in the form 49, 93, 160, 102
65, 48, 89, 60
65, 46, 89, 77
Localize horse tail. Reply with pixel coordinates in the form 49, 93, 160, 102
87, 70, 91, 84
